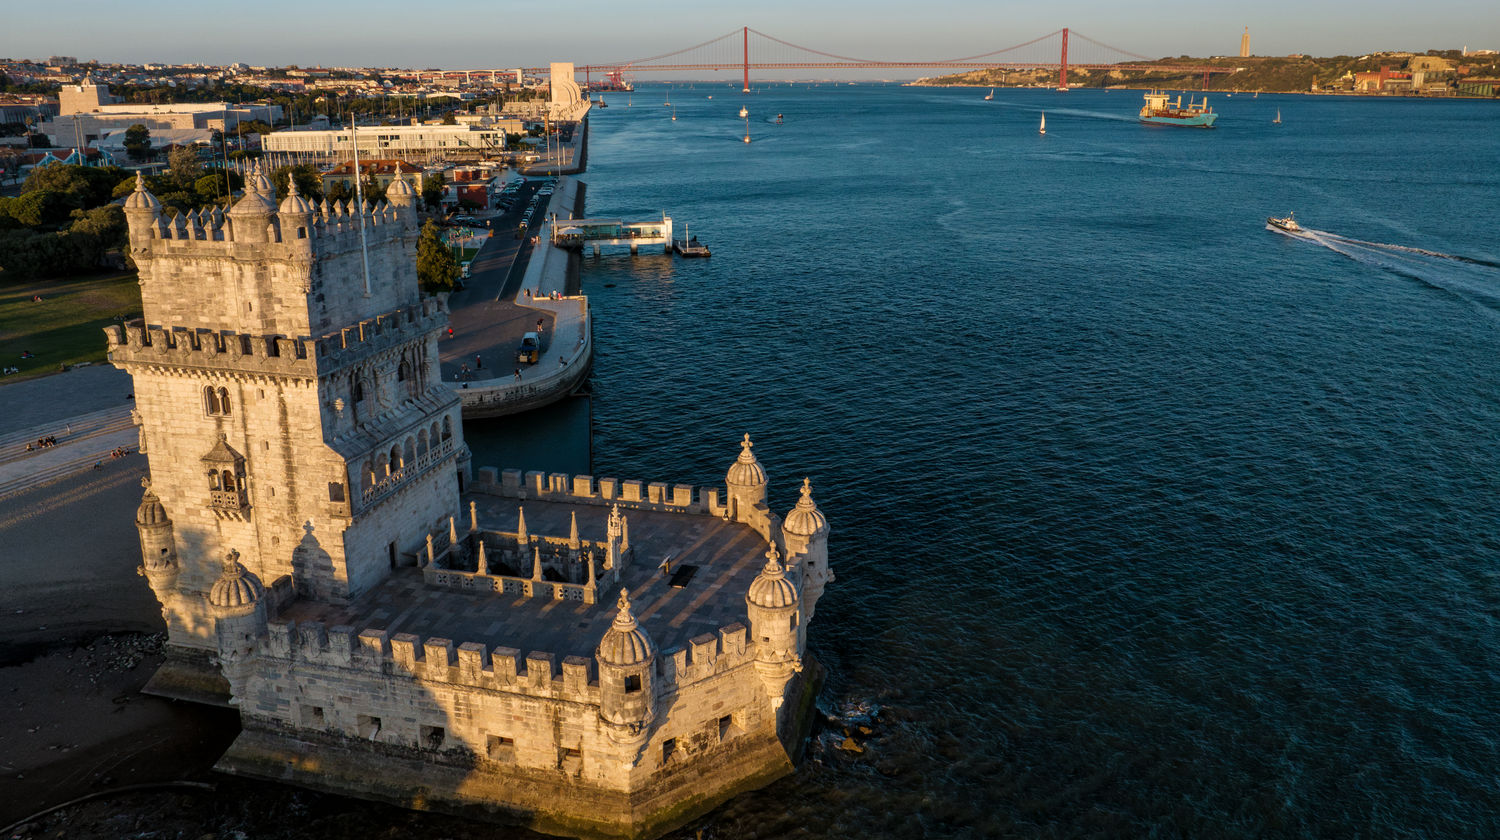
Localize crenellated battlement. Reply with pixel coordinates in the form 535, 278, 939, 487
470, 466, 784, 546
261, 617, 754, 704
104, 297, 447, 380
140, 199, 411, 251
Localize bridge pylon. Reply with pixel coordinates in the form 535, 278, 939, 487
743, 26, 751, 92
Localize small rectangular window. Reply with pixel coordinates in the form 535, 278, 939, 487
624, 674, 641, 693
719, 715, 734, 740
328, 482, 345, 502
302, 704, 325, 727
487, 734, 514, 760
420, 724, 446, 749
357, 714, 381, 739
662, 738, 676, 762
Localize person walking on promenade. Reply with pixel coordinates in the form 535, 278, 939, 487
514, 369, 522, 380
475, 354, 483, 370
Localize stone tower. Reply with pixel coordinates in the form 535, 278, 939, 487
108, 166, 468, 702
745, 544, 801, 712
1240, 27, 1251, 59
781, 477, 831, 637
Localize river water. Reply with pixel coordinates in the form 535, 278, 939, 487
572, 85, 1500, 837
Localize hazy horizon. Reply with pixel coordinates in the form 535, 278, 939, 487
4, 0, 1496, 72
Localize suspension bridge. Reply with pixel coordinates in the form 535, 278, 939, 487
421, 28, 1230, 89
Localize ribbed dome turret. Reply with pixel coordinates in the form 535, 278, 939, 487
386, 170, 416, 199
208, 550, 264, 609
123, 172, 161, 212
135, 478, 169, 527
278, 176, 312, 215
597, 589, 655, 667
783, 477, 828, 537
747, 544, 798, 609
726, 433, 767, 487
229, 163, 276, 217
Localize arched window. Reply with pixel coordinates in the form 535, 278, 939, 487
441, 416, 452, 442
208, 470, 221, 491
204, 386, 220, 415
222, 469, 236, 491
398, 359, 411, 382
362, 460, 375, 493
417, 429, 429, 458
352, 377, 365, 403
217, 388, 231, 415
389, 444, 403, 471
404, 437, 416, 465
430, 422, 440, 443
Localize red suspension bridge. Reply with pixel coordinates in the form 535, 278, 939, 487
426, 28, 1229, 89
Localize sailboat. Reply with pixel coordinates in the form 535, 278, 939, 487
671, 106, 677, 122
739, 105, 748, 119
984, 88, 994, 101
1039, 112, 1046, 135
664, 86, 672, 106
1273, 109, 1282, 124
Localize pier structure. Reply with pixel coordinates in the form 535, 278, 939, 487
552, 216, 674, 256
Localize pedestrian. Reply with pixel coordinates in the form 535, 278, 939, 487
447, 327, 454, 338
559, 355, 566, 367
475, 353, 482, 370
514, 368, 521, 380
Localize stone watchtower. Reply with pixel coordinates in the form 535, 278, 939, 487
108, 165, 468, 702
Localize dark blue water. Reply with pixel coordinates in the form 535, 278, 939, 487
579, 86, 1500, 838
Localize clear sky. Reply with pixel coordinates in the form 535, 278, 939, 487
3, 0, 1496, 70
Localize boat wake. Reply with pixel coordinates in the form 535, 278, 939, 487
1287, 226, 1500, 317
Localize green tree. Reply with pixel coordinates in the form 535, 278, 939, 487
325, 180, 353, 204
123, 124, 152, 161
234, 119, 274, 136
66, 204, 127, 266
440, 111, 457, 125
272, 164, 321, 201
420, 173, 444, 209
167, 145, 204, 190
194, 171, 243, 205
360, 173, 387, 204
416, 219, 457, 295
23, 164, 125, 210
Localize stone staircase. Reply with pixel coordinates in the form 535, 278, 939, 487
0, 405, 139, 499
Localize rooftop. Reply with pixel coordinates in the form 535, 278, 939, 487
278, 493, 773, 659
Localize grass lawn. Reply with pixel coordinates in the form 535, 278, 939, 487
0, 273, 142, 382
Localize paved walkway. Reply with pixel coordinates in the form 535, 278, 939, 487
0, 365, 140, 500
441, 177, 591, 417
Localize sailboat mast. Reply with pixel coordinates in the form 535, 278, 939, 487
350, 120, 372, 298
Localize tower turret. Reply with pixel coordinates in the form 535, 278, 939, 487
745, 544, 801, 710
134, 477, 179, 622
208, 549, 268, 704
781, 477, 832, 627
386, 170, 420, 226
228, 161, 277, 243
122, 172, 162, 252
725, 433, 768, 521
596, 589, 656, 752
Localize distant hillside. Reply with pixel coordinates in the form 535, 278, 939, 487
912, 50, 1500, 94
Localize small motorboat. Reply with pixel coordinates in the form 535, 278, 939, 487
1266, 212, 1303, 234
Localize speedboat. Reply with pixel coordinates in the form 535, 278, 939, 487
1266, 212, 1303, 234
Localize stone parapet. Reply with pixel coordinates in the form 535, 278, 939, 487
262, 615, 753, 701
105, 297, 448, 381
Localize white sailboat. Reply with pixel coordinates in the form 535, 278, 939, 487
671, 106, 676, 122
1039, 112, 1046, 135
738, 105, 748, 119
1273, 109, 1282, 124
984, 88, 994, 101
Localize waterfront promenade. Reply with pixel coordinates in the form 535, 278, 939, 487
441, 176, 593, 419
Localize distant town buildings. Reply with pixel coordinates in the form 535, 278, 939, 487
37, 78, 281, 148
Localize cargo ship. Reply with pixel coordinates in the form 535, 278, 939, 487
1138, 90, 1217, 128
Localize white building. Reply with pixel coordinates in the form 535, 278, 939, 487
263, 122, 518, 161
